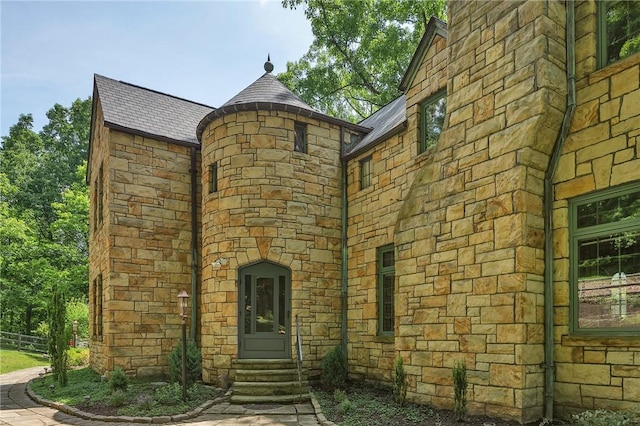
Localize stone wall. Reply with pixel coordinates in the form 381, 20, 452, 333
89, 119, 200, 377
199, 110, 343, 383
551, 0, 640, 416
393, 1, 567, 422
345, 32, 447, 383
89, 98, 110, 373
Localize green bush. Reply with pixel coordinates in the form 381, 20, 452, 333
155, 382, 183, 405
67, 348, 89, 367
333, 388, 347, 403
168, 340, 202, 387
452, 360, 467, 421
109, 367, 128, 392
571, 409, 637, 426
108, 389, 126, 407
393, 354, 408, 406
321, 346, 347, 390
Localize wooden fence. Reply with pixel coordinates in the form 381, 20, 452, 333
0, 331, 48, 353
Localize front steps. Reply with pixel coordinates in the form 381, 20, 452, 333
231, 359, 310, 404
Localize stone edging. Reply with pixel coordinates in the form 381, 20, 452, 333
26, 378, 228, 424
309, 391, 338, 426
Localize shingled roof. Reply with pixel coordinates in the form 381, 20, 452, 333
93, 74, 214, 146
222, 72, 313, 110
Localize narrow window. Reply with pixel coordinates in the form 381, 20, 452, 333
93, 274, 103, 337
378, 245, 395, 335
98, 162, 104, 226
570, 182, 640, 335
93, 183, 98, 232
209, 162, 218, 194
360, 156, 371, 190
419, 90, 447, 154
294, 122, 307, 153
598, 1, 640, 68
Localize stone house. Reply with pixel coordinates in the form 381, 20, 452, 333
87, 0, 640, 422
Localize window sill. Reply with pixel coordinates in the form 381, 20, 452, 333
562, 334, 640, 347
374, 335, 394, 343
590, 52, 640, 85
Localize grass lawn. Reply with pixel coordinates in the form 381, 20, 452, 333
0, 348, 49, 374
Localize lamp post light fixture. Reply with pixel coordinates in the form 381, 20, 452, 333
177, 290, 189, 401
72, 320, 78, 348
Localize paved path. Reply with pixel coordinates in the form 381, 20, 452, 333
0, 367, 323, 426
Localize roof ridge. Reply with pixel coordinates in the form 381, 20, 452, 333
94, 74, 216, 109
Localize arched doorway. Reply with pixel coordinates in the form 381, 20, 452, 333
238, 261, 291, 359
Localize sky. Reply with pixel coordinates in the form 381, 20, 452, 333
0, 0, 314, 138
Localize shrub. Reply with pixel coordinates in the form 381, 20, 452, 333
452, 360, 467, 421
108, 389, 126, 407
155, 382, 182, 405
109, 367, 128, 392
393, 354, 408, 406
168, 340, 202, 387
320, 346, 347, 390
67, 348, 89, 367
333, 388, 347, 403
571, 409, 636, 426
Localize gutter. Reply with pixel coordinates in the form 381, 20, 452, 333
543, 0, 576, 420
190, 147, 199, 340
340, 126, 348, 360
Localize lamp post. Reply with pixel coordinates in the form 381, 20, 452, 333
72, 320, 78, 347
177, 290, 189, 401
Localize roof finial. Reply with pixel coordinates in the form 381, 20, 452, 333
264, 54, 274, 73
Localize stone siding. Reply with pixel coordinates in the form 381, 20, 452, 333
89, 121, 201, 377
199, 110, 343, 383
346, 32, 447, 383
393, 1, 567, 422
551, 0, 640, 417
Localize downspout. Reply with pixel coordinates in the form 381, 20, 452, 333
340, 127, 348, 359
544, 0, 575, 420
190, 147, 198, 341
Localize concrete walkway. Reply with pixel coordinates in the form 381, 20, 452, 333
0, 367, 323, 426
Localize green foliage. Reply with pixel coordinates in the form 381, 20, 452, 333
280, 0, 447, 122
333, 388, 347, 403
321, 345, 348, 390
314, 381, 438, 426
0, 98, 90, 336
109, 367, 129, 392
108, 389, 126, 407
167, 340, 202, 387
67, 347, 89, 367
393, 354, 408, 406
571, 409, 639, 426
452, 360, 468, 421
28, 367, 221, 417
48, 285, 68, 386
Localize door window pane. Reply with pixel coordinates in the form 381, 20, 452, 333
244, 275, 252, 334
256, 277, 275, 332
278, 275, 286, 334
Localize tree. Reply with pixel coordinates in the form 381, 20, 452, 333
279, 0, 447, 122
48, 284, 68, 386
0, 99, 91, 335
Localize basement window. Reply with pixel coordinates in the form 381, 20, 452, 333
570, 181, 640, 335
598, 0, 640, 67
419, 90, 446, 154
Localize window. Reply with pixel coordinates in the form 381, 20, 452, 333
419, 90, 446, 154
378, 245, 395, 335
98, 162, 104, 226
209, 162, 218, 194
598, 0, 640, 67
570, 182, 640, 335
360, 156, 371, 190
93, 274, 103, 337
294, 122, 307, 153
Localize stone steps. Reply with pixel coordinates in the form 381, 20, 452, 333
231, 359, 310, 404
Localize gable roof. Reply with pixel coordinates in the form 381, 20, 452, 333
93, 74, 215, 146
343, 95, 407, 160
399, 16, 447, 93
